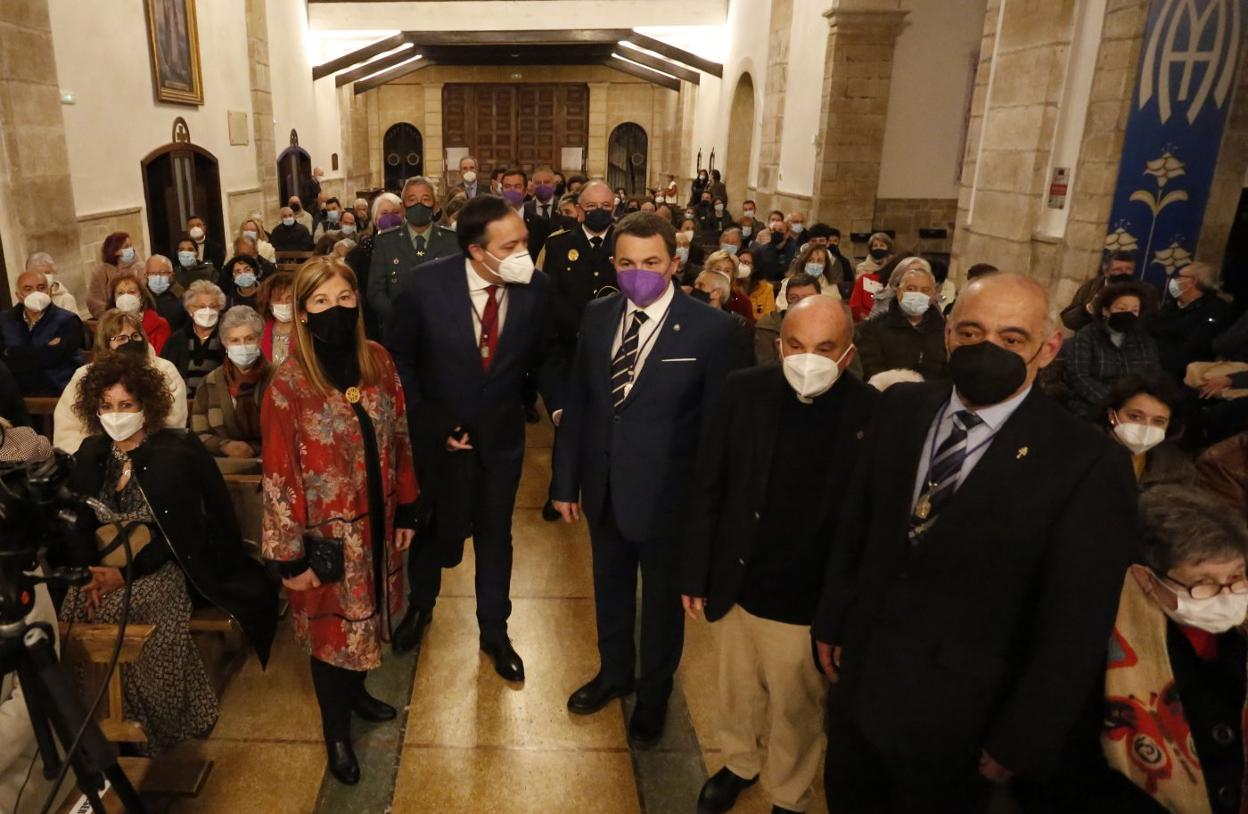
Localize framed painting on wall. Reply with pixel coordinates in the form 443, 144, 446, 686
144, 0, 204, 106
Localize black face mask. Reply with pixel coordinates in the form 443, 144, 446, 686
869, 247, 889, 261
118, 339, 147, 357
1106, 311, 1139, 333
770, 230, 784, 246
584, 208, 614, 232
406, 203, 435, 228
291, 203, 301, 213
948, 341, 1033, 407
1107, 272, 1134, 285
306, 305, 359, 349
689, 287, 712, 305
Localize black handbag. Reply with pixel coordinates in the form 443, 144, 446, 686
303, 536, 345, 583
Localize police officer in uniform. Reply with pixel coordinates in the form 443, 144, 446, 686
537, 179, 619, 344
368, 176, 459, 329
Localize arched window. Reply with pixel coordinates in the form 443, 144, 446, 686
607, 123, 648, 196
383, 123, 424, 192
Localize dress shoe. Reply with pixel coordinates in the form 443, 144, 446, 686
352, 690, 396, 722
541, 499, 561, 522
696, 767, 758, 814
628, 700, 668, 748
567, 674, 634, 715
481, 635, 525, 682
326, 739, 360, 785
392, 606, 432, 654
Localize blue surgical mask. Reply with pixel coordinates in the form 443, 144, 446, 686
235, 271, 257, 289
120, 247, 135, 264
720, 243, 739, 256
741, 226, 752, 238
242, 230, 257, 241
282, 217, 295, 227
177, 251, 197, 268
147, 275, 171, 295
804, 262, 824, 278
676, 246, 690, 263
1168, 277, 1184, 299
341, 224, 356, 236
327, 210, 340, 223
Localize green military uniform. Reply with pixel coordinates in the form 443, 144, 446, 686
367, 222, 459, 328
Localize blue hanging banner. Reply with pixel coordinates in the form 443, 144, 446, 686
1103, 0, 1244, 289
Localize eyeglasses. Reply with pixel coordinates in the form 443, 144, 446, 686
110, 333, 144, 345
1162, 573, 1248, 600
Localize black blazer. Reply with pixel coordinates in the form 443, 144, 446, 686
519, 201, 555, 260
812, 381, 1137, 779
539, 226, 618, 352
63, 430, 278, 666
199, 239, 226, 276
681, 366, 877, 620
550, 287, 737, 541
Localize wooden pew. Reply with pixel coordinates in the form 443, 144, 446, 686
59, 622, 156, 744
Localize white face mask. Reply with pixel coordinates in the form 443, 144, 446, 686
193, 307, 219, 328
462, 170, 477, 185
899, 291, 932, 317
736, 263, 753, 280
1168, 277, 1184, 299
23, 291, 51, 312
115, 293, 143, 313
272, 303, 293, 323
227, 343, 261, 368
189, 226, 205, 241
99, 410, 145, 442
1112, 418, 1166, 455
1158, 580, 1248, 634
486, 249, 535, 285
781, 347, 853, 403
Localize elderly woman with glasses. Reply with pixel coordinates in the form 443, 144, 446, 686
1017, 485, 1248, 814
52, 308, 188, 454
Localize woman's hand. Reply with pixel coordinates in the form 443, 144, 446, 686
395, 528, 415, 551
221, 440, 255, 458
282, 569, 321, 592
82, 566, 124, 620
1200, 375, 1233, 399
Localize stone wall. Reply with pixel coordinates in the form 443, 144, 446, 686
225, 188, 266, 237
873, 197, 958, 254
245, 0, 280, 228
1199, 34, 1248, 271
76, 207, 145, 279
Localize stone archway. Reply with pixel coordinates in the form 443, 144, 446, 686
725, 72, 755, 207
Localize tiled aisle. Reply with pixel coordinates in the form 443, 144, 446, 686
168, 420, 829, 813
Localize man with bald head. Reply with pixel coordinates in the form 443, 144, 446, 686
681, 295, 873, 814
0, 269, 83, 395
812, 272, 1137, 812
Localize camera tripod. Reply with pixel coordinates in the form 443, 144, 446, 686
0, 607, 146, 814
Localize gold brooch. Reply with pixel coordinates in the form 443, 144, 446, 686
1016, 446, 1029, 460
345, 386, 361, 404
568, 249, 580, 261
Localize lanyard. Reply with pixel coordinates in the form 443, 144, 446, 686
618, 298, 672, 380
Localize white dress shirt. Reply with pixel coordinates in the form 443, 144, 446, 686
465, 259, 509, 344
583, 224, 609, 246
910, 385, 1032, 510
610, 281, 675, 399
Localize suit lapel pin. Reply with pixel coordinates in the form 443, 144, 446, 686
856, 430, 865, 440
673, 323, 681, 332
1016, 446, 1029, 460
392, 257, 399, 264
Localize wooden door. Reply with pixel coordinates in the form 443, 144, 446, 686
443, 83, 587, 172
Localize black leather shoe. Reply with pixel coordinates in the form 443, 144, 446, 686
392, 606, 432, 654
567, 673, 634, 715
481, 636, 525, 682
542, 499, 560, 522
696, 767, 758, 814
628, 700, 667, 748
352, 690, 396, 722
326, 739, 359, 785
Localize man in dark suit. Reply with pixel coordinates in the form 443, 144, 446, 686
524, 166, 576, 233
367, 176, 459, 331
683, 295, 875, 814
538, 180, 618, 356
454, 155, 488, 199
551, 212, 737, 747
301, 166, 323, 212
385, 196, 564, 682
0, 269, 83, 395
812, 272, 1138, 813
187, 214, 225, 273
499, 167, 552, 260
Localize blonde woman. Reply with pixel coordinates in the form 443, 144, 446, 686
239, 214, 277, 263
261, 256, 418, 785
702, 249, 756, 324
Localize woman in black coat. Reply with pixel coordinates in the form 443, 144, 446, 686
57, 352, 276, 754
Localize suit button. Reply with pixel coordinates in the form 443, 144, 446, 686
1213, 723, 1235, 746
612, 416, 621, 425
737, 557, 745, 566
753, 511, 760, 520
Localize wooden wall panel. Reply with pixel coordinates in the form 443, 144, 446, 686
442, 83, 588, 172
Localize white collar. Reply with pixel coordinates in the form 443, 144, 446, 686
583, 224, 608, 241
465, 258, 501, 292
948, 384, 1032, 432
624, 279, 675, 321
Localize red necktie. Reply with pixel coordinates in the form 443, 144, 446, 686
480, 284, 500, 372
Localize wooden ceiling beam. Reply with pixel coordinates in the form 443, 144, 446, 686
614, 46, 699, 85
604, 54, 681, 92
334, 43, 418, 87
311, 32, 409, 80
354, 57, 435, 95
624, 31, 723, 78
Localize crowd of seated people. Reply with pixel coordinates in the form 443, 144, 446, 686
1, 165, 1245, 814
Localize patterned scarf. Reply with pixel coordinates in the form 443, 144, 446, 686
1102, 572, 1248, 813
224, 360, 265, 441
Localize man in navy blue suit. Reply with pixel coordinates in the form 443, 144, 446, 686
551, 212, 737, 746
385, 195, 564, 682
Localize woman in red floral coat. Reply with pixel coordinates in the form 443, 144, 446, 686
261, 256, 418, 786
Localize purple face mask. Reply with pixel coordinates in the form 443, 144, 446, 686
618, 268, 670, 308
502, 188, 526, 207
377, 212, 404, 230
535, 183, 555, 202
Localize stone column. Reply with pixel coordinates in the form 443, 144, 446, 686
423, 83, 445, 183
0, 0, 83, 298
587, 83, 609, 177
244, 0, 280, 226
810, 0, 908, 238
751, 0, 795, 208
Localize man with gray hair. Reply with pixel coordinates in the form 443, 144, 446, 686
25, 252, 80, 317
814, 272, 1138, 812
352, 197, 371, 232
144, 254, 186, 332
1149, 260, 1232, 380
367, 175, 458, 329
855, 257, 947, 381
684, 295, 874, 814
271, 205, 315, 252
456, 155, 485, 199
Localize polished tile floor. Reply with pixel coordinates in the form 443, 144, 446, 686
167, 420, 829, 813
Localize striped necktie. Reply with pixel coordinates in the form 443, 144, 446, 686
910, 409, 983, 543
610, 311, 649, 409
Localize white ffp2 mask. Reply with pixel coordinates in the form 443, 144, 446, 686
99, 411, 145, 442
781, 347, 853, 403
